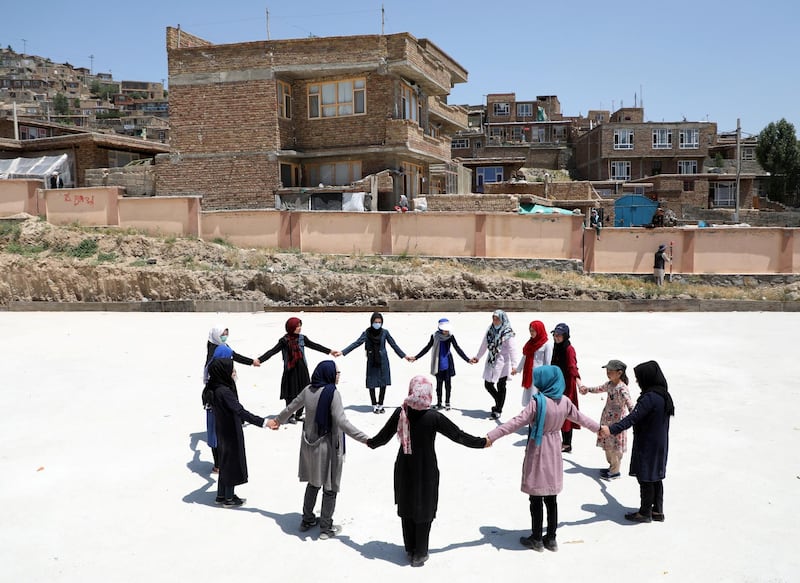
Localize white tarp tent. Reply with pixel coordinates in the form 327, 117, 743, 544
0, 154, 72, 186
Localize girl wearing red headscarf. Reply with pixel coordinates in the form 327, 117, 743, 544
258, 317, 339, 424
513, 320, 553, 407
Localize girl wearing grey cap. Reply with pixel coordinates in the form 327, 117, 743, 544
550, 323, 581, 452
578, 360, 635, 480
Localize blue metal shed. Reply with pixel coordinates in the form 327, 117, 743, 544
614, 195, 658, 227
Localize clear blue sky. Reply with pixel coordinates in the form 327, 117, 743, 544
3, 0, 798, 138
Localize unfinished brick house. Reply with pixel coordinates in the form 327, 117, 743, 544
157, 27, 469, 210
451, 93, 574, 192
572, 107, 718, 182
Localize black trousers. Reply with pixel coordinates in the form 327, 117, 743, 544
435, 372, 452, 405
561, 428, 573, 447
484, 376, 507, 413
530, 494, 558, 541
368, 386, 387, 406
401, 517, 432, 558
638, 480, 664, 516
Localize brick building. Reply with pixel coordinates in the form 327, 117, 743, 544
450, 93, 576, 192
572, 107, 718, 182
157, 27, 470, 210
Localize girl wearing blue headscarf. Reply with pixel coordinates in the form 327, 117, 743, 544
487, 365, 601, 553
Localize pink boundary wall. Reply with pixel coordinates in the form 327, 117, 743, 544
1, 181, 798, 274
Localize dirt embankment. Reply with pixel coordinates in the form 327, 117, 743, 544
0, 216, 796, 306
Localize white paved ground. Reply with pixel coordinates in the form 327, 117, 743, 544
1, 310, 798, 582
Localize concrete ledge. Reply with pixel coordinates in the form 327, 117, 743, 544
4, 299, 798, 312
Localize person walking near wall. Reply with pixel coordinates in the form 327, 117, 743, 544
653, 244, 670, 286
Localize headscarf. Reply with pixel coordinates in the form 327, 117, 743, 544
521, 320, 548, 388
311, 360, 338, 436
528, 365, 566, 446
486, 309, 514, 365
203, 344, 234, 385
284, 317, 303, 370
397, 375, 434, 454
203, 358, 235, 406
551, 323, 572, 372
633, 360, 675, 416
366, 312, 384, 366
208, 325, 226, 345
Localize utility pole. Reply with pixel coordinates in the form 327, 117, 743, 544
735, 118, 741, 223
381, 4, 385, 35
21, 38, 27, 54
266, 8, 271, 40
89, 54, 94, 75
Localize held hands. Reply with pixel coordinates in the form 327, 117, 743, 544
252, 358, 261, 367
405, 356, 415, 362
470, 357, 479, 364
266, 418, 280, 430
598, 425, 610, 438
330, 350, 342, 357
484, 436, 493, 448
510, 368, 517, 376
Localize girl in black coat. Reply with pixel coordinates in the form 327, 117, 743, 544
205, 358, 268, 507
368, 375, 488, 567
601, 360, 675, 523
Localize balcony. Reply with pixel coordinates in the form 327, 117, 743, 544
428, 98, 468, 131
385, 119, 451, 162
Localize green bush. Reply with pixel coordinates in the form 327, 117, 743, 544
69, 238, 98, 258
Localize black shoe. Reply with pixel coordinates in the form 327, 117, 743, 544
223, 495, 245, 507
411, 554, 429, 567
445, 403, 451, 411
378, 406, 386, 413
520, 536, 544, 552
624, 511, 652, 523
601, 472, 621, 481
294, 414, 304, 422
599, 468, 610, 476
543, 537, 558, 552
214, 496, 225, 505
651, 512, 665, 522
299, 517, 319, 532
561, 444, 572, 453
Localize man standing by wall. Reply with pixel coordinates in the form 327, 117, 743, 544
653, 244, 670, 286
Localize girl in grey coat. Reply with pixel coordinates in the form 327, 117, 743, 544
270, 360, 368, 539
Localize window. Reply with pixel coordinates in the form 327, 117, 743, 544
652, 129, 672, 149
400, 82, 419, 123
280, 163, 300, 187
678, 160, 697, 174
614, 129, 634, 150
553, 126, 566, 141
401, 162, 424, 197
451, 138, 469, 149
517, 103, 533, 117
489, 127, 505, 142
308, 79, 366, 119
610, 161, 631, 181
277, 80, 292, 119
683, 180, 694, 192
679, 128, 699, 149
476, 166, 504, 189
306, 161, 362, 186
651, 160, 662, 175
493, 102, 510, 116
512, 127, 524, 142
711, 182, 735, 207
742, 147, 755, 161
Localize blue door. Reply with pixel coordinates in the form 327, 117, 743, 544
614, 195, 658, 227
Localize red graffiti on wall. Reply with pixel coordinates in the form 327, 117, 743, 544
63, 193, 96, 206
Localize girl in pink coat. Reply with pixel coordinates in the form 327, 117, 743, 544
487, 365, 600, 552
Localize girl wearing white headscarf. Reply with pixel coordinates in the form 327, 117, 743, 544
368, 375, 488, 568
471, 310, 519, 420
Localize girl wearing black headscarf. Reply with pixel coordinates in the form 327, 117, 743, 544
341, 312, 411, 413
601, 360, 675, 523
206, 358, 268, 507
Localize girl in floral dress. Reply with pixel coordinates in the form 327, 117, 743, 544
578, 359, 634, 480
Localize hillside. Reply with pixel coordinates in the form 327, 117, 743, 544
1, 215, 797, 306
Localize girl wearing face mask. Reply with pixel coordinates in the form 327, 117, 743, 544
203, 325, 261, 473
341, 312, 412, 413
471, 310, 519, 420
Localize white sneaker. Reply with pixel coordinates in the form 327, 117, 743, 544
373, 405, 380, 414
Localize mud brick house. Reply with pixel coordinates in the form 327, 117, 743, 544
158, 27, 470, 210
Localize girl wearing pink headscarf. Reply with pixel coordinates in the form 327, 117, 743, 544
368, 375, 489, 568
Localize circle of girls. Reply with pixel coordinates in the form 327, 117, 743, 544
202, 310, 675, 567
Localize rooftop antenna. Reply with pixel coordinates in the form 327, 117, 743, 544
21, 38, 27, 54
266, 8, 271, 40
89, 54, 94, 75
381, 4, 385, 35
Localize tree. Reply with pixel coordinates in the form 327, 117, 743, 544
52, 92, 69, 115
756, 119, 800, 206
